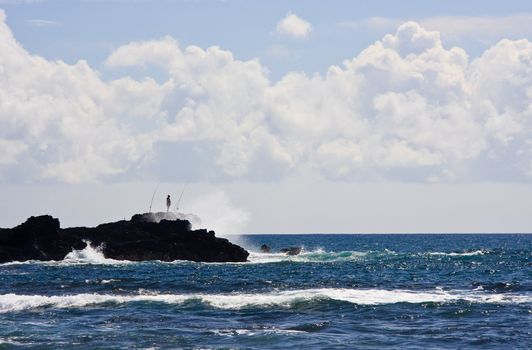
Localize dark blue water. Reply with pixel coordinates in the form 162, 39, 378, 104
0, 234, 530, 349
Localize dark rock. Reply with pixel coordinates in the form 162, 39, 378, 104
0, 213, 249, 263
280, 246, 302, 256
260, 244, 271, 253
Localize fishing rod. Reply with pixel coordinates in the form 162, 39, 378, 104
176, 184, 187, 211
148, 183, 160, 213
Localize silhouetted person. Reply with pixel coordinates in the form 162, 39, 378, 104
166, 195, 171, 213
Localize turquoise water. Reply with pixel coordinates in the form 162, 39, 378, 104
0, 234, 530, 349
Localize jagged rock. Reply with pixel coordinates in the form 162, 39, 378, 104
0, 213, 249, 263
280, 247, 302, 256
131, 212, 202, 227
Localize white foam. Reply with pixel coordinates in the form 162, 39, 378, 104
63, 241, 112, 264
0, 241, 131, 266
212, 328, 306, 336
0, 288, 528, 313
247, 249, 371, 263
428, 250, 486, 257
0, 260, 36, 266
246, 248, 487, 263
84, 279, 119, 285
0, 337, 23, 345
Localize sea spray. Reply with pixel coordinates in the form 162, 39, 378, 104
186, 190, 251, 248
186, 190, 250, 236
63, 241, 128, 265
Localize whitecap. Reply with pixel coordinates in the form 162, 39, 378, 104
247, 249, 371, 264
0, 337, 26, 345
212, 328, 306, 337
0, 288, 529, 313
84, 279, 120, 285
427, 250, 486, 257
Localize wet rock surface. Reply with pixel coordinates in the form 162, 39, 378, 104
280, 247, 302, 256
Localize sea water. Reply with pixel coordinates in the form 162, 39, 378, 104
0, 234, 530, 349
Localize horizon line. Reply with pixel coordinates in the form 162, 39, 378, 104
231, 232, 532, 235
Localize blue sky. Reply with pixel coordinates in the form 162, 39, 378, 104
3, 0, 532, 79
1, 0, 532, 233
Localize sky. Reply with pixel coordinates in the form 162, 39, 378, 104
1, 0, 532, 233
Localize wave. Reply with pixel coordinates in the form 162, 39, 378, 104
247, 248, 489, 264
63, 241, 129, 265
0, 247, 495, 267
0, 288, 529, 313
0, 337, 26, 346
0, 241, 131, 266
427, 250, 487, 257
212, 328, 306, 337
247, 249, 393, 263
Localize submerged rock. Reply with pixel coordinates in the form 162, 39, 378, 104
260, 244, 271, 253
0, 213, 249, 263
280, 247, 302, 256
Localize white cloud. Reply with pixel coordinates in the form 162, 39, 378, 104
420, 14, 532, 42
0, 9, 166, 183
0, 139, 27, 165
275, 12, 312, 39
26, 19, 61, 27
340, 14, 532, 44
105, 36, 184, 71
1, 10, 532, 184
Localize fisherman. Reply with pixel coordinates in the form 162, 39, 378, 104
166, 195, 171, 213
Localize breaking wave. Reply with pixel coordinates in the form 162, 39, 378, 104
247, 248, 492, 263
0, 288, 529, 313
0, 247, 491, 266
247, 249, 393, 263
211, 328, 307, 337
63, 241, 127, 265
0, 337, 26, 346
427, 250, 487, 257
0, 241, 130, 266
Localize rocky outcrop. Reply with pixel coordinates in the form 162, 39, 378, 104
260, 244, 271, 253
280, 247, 302, 256
0, 213, 249, 263
259, 244, 302, 256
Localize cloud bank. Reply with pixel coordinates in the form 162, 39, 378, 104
0, 10, 531, 184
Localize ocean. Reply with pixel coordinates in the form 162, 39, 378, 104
0, 234, 530, 349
